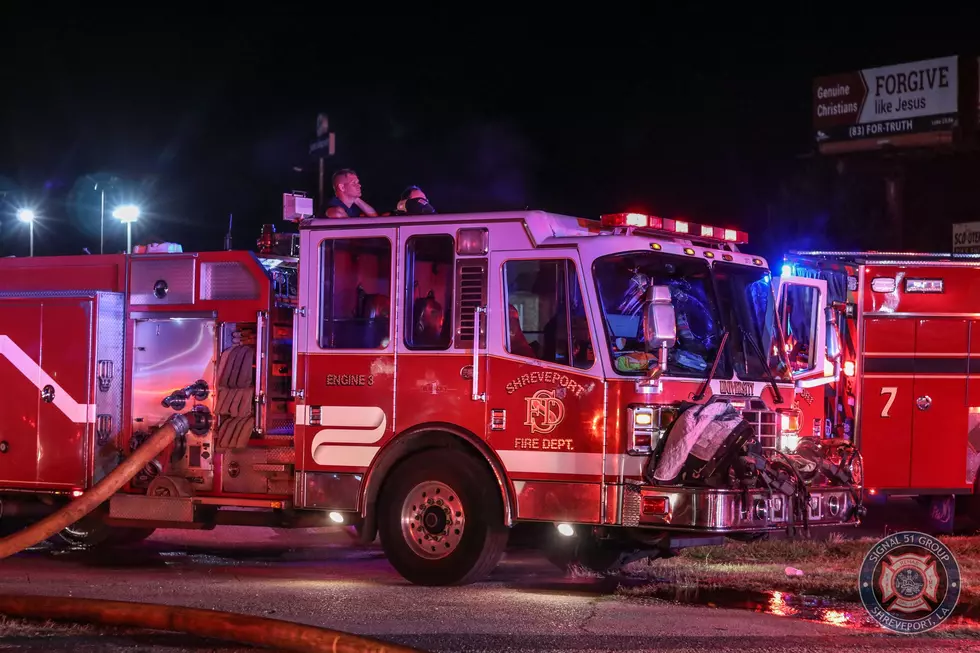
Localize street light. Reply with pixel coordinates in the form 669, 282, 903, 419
112, 205, 140, 254
16, 209, 35, 257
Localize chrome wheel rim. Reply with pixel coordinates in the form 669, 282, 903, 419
400, 480, 465, 560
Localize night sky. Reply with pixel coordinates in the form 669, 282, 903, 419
4, 12, 980, 265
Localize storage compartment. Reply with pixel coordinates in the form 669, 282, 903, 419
0, 292, 125, 490
130, 316, 217, 492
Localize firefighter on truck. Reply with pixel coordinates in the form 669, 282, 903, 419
0, 202, 862, 587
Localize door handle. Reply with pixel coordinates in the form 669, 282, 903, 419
916, 395, 932, 411
471, 306, 487, 402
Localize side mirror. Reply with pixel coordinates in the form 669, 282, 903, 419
824, 306, 842, 362
637, 285, 676, 391
643, 285, 677, 350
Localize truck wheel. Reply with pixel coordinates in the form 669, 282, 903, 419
55, 512, 155, 550
377, 449, 508, 586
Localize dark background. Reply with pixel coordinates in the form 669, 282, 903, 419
3, 10, 980, 266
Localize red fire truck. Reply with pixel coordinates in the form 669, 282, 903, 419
780, 250, 980, 532
0, 204, 862, 585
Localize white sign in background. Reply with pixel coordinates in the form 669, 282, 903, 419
952, 222, 980, 253
857, 56, 958, 124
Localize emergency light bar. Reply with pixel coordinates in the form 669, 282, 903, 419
600, 213, 748, 245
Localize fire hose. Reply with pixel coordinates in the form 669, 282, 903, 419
0, 412, 198, 560
0, 595, 422, 653
0, 412, 422, 652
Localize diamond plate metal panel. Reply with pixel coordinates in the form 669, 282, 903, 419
92, 292, 126, 484
130, 257, 196, 305
621, 483, 642, 527
200, 261, 261, 301
109, 494, 195, 522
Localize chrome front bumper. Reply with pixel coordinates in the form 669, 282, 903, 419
621, 484, 861, 532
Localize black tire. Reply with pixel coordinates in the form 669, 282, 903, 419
54, 511, 155, 550
377, 448, 508, 586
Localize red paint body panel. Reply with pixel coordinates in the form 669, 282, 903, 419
0, 296, 105, 490
859, 318, 916, 489
298, 353, 395, 472
0, 302, 43, 487
911, 319, 969, 489
862, 264, 980, 315
487, 357, 604, 482
911, 377, 969, 488
969, 322, 980, 406
0, 255, 126, 294
513, 481, 602, 523
395, 354, 487, 443
36, 299, 92, 488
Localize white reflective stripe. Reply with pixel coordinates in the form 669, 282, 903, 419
0, 335, 94, 424
499, 451, 604, 476
311, 444, 379, 467
498, 451, 648, 477
310, 406, 387, 445
295, 404, 308, 426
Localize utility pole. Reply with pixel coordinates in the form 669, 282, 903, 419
309, 113, 336, 216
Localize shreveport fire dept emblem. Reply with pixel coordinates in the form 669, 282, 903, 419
859, 530, 961, 633
524, 389, 565, 435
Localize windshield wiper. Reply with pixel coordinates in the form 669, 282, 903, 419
693, 329, 730, 401
738, 326, 784, 404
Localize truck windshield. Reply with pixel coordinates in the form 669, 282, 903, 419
712, 263, 792, 383
593, 252, 730, 379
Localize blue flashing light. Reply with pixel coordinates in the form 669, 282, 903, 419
781, 264, 793, 277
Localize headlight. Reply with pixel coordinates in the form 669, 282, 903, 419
778, 408, 802, 434
627, 405, 677, 455
777, 408, 802, 452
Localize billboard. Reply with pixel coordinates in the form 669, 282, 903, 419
813, 56, 959, 154
952, 222, 980, 254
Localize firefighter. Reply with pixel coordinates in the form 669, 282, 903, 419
394, 185, 436, 215
324, 169, 379, 218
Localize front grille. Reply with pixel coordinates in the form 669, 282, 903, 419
740, 399, 778, 450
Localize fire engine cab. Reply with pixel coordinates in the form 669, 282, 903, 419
781, 250, 980, 532
0, 203, 862, 586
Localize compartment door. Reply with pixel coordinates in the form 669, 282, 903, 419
0, 302, 43, 487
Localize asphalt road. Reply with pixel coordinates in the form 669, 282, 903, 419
0, 513, 977, 652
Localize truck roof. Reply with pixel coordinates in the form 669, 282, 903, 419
303, 209, 756, 256
789, 250, 980, 266
302, 209, 600, 248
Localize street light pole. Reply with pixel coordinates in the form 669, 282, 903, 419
112, 205, 140, 254
16, 209, 35, 257
100, 189, 105, 255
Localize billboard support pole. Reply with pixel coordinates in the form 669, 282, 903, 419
884, 167, 905, 250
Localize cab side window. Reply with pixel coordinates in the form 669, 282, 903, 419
404, 235, 454, 350
502, 259, 594, 370
781, 284, 819, 373
318, 237, 392, 349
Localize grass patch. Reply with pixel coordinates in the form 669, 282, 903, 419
620, 533, 980, 608
0, 616, 99, 638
